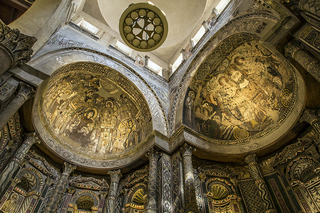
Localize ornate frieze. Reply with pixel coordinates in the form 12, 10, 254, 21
0, 19, 36, 72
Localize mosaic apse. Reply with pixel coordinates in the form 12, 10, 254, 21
40, 62, 152, 160
184, 39, 295, 141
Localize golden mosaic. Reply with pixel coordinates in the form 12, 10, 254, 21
40, 62, 152, 160
184, 41, 295, 141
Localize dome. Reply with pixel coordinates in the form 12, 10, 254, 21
35, 62, 152, 168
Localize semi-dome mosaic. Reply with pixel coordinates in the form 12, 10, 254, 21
184, 37, 297, 142
37, 62, 152, 165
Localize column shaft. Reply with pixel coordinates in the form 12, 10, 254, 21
245, 154, 277, 213
105, 170, 121, 213
0, 132, 39, 194
60, 188, 76, 213
145, 148, 161, 213
0, 82, 35, 130
181, 143, 199, 213
45, 162, 76, 213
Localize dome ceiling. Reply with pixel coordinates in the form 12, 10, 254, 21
98, 0, 207, 48
36, 62, 152, 168
183, 34, 299, 144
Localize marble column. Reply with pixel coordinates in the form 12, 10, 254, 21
0, 132, 40, 194
44, 162, 77, 213
98, 192, 108, 213
145, 148, 161, 213
61, 187, 76, 213
0, 82, 35, 130
105, 169, 121, 213
180, 143, 200, 213
245, 154, 277, 213
0, 20, 37, 76
284, 39, 320, 82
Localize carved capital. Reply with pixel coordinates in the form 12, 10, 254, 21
0, 19, 37, 66
108, 169, 122, 183
198, 172, 206, 182
284, 39, 301, 59
99, 191, 108, 199
180, 143, 195, 157
46, 177, 54, 186
24, 132, 41, 146
17, 82, 35, 101
67, 187, 76, 194
300, 109, 319, 125
63, 162, 77, 176
146, 148, 161, 161
245, 153, 257, 165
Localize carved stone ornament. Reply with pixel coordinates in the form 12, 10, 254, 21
108, 169, 122, 183
180, 143, 196, 157
63, 161, 77, 176
300, 109, 320, 125
17, 82, 36, 101
0, 19, 37, 66
145, 148, 161, 161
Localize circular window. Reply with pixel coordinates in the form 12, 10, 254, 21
119, 3, 168, 52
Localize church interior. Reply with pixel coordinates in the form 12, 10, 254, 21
0, 0, 320, 212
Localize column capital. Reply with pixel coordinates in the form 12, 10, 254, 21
284, 39, 301, 59
108, 169, 122, 183
63, 162, 77, 176
146, 148, 161, 161
99, 191, 108, 199
299, 109, 320, 125
245, 153, 257, 165
45, 177, 54, 186
17, 82, 36, 101
0, 19, 37, 66
24, 132, 41, 146
180, 143, 196, 157
67, 187, 76, 194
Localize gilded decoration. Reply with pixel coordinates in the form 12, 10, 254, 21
40, 62, 152, 160
184, 40, 295, 141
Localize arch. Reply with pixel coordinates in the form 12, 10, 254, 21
286, 155, 319, 183
76, 195, 95, 211
16, 168, 44, 193
70, 190, 99, 207
170, 32, 305, 157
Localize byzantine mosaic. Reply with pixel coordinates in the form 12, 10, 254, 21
40, 62, 152, 159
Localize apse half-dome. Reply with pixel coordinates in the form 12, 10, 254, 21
183, 34, 303, 145
35, 62, 152, 168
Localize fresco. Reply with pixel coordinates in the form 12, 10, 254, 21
42, 62, 152, 157
184, 40, 294, 140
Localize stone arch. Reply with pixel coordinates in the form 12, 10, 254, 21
125, 183, 148, 208
205, 178, 238, 212
286, 155, 319, 183
16, 167, 44, 193
170, 29, 305, 157
70, 190, 99, 207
